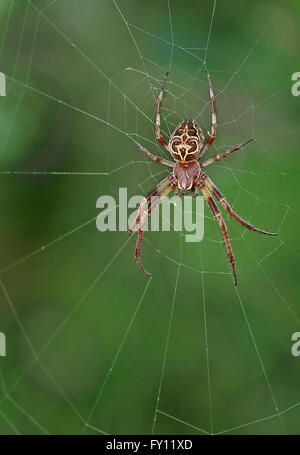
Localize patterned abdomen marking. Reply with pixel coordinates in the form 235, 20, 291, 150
169, 120, 204, 162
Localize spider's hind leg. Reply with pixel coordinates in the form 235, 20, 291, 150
201, 172, 278, 236
197, 181, 238, 285
129, 176, 175, 277
128, 176, 173, 234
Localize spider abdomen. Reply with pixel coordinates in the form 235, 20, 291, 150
173, 160, 201, 191
169, 120, 204, 162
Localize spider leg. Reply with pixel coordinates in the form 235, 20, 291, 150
198, 181, 237, 285
128, 176, 172, 233
201, 138, 254, 168
156, 71, 170, 151
135, 141, 174, 167
201, 172, 278, 236
129, 176, 175, 277
198, 70, 217, 159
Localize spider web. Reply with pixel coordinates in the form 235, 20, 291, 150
0, 0, 299, 435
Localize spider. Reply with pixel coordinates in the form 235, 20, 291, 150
129, 70, 278, 285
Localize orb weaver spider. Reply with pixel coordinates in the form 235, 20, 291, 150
129, 70, 278, 285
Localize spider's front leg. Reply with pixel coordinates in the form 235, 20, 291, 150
200, 138, 254, 168
156, 71, 170, 151
129, 175, 176, 277
134, 141, 174, 168
198, 70, 217, 159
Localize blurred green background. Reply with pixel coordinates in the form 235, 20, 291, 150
0, 0, 299, 435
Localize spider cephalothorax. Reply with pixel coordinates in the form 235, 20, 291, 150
129, 70, 278, 285
169, 120, 205, 162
